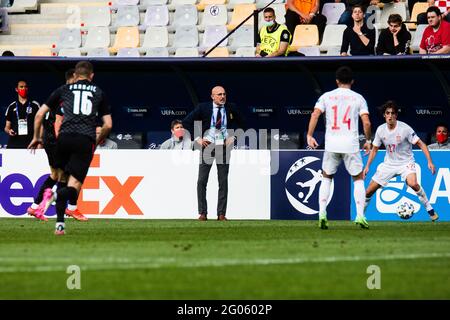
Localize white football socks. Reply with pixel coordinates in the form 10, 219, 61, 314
353, 179, 366, 219
415, 186, 433, 212
318, 177, 332, 217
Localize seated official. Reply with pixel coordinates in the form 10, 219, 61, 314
160, 119, 193, 150
256, 7, 292, 57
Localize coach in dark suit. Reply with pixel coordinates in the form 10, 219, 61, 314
183, 86, 245, 221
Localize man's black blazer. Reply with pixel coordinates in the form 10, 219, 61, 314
182, 102, 246, 138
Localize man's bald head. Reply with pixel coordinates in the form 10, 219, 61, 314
211, 86, 226, 106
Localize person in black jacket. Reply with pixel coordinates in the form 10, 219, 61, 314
340, 5, 376, 55
376, 14, 411, 55
183, 86, 245, 221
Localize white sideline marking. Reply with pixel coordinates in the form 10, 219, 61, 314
0, 252, 450, 273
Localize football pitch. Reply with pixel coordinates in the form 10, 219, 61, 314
0, 218, 449, 300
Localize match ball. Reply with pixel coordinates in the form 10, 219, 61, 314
396, 202, 415, 220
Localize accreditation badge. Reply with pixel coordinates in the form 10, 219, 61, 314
214, 129, 224, 146
18, 119, 28, 136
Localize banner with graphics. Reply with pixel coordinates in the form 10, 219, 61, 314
270, 150, 351, 220
352, 151, 450, 221
0, 150, 271, 220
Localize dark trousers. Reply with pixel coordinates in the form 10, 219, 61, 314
285, 9, 327, 41
197, 144, 231, 216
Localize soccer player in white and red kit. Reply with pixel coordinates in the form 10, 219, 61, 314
363, 101, 439, 221
307, 66, 372, 229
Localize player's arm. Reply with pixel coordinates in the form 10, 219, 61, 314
363, 144, 379, 179
28, 104, 50, 150
96, 114, 112, 146
360, 113, 372, 155
55, 114, 63, 138
415, 139, 436, 174
306, 108, 322, 149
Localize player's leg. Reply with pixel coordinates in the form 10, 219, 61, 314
364, 180, 382, 214
345, 152, 369, 229
405, 172, 438, 221
318, 152, 341, 229
365, 162, 395, 214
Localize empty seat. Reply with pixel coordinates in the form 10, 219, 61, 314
326, 45, 341, 56
230, 24, 253, 47
204, 46, 229, 57
173, 25, 199, 47
229, 0, 255, 4
58, 48, 82, 57
87, 47, 110, 57
30, 47, 53, 56
81, 6, 111, 27
145, 47, 169, 56
228, 4, 256, 30
173, 4, 198, 26
84, 26, 111, 49
197, 0, 226, 11
172, 0, 197, 4
110, 26, 140, 52
298, 46, 320, 56
115, 5, 140, 27
319, 24, 346, 52
175, 47, 199, 57
321, 3, 345, 25
6, 0, 38, 13
142, 26, 169, 48
406, 2, 428, 30
411, 24, 427, 52
57, 28, 82, 49
202, 25, 228, 47
117, 47, 141, 56
289, 24, 319, 51
202, 4, 228, 26
115, 0, 139, 5
234, 46, 255, 57
141, 0, 168, 5
144, 5, 169, 27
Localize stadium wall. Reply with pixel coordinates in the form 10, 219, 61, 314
0, 56, 449, 148
0, 149, 448, 221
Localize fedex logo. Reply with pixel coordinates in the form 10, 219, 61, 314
0, 153, 144, 217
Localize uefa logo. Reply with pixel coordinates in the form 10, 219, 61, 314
285, 156, 333, 215
375, 164, 421, 215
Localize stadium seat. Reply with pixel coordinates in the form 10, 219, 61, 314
411, 24, 427, 52
58, 48, 82, 57
202, 4, 228, 26
145, 47, 169, 56
202, 25, 228, 48
230, 25, 253, 47
319, 24, 346, 52
110, 132, 145, 149
144, 5, 169, 27
229, 0, 255, 4
84, 26, 111, 49
30, 47, 53, 56
321, 3, 346, 25
57, 28, 82, 49
234, 46, 255, 57
115, 0, 139, 5
5, 0, 37, 13
110, 26, 140, 53
141, 0, 168, 5
117, 47, 141, 56
376, 2, 407, 29
0, 7, 8, 32
173, 25, 199, 47
204, 46, 229, 57
173, 4, 198, 27
197, 0, 226, 11
174, 47, 199, 57
227, 4, 256, 31
298, 46, 320, 56
406, 2, 428, 30
81, 6, 111, 27
326, 45, 341, 56
256, 0, 284, 5
87, 47, 110, 57
142, 26, 169, 48
115, 4, 140, 27
172, 0, 198, 4
289, 24, 319, 51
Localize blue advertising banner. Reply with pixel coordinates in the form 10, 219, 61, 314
352, 151, 450, 221
271, 150, 351, 220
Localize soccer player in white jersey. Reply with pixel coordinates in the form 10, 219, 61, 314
307, 66, 372, 229
363, 101, 439, 221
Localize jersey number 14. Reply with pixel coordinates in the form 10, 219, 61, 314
73, 90, 93, 115
331, 105, 351, 130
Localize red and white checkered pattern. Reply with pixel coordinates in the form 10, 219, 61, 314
434, 1, 450, 13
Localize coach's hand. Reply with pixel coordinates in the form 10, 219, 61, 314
197, 138, 211, 148
306, 135, 318, 149
428, 162, 436, 175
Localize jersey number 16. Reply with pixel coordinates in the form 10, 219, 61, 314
73, 90, 93, 115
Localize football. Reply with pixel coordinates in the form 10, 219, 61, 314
396, 202, 415, 220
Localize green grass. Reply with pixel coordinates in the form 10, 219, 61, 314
0, 218, 449, 299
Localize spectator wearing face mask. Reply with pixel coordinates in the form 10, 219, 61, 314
256, 7, 292, 57
428, 122, 450, 149
95, 125, 118, 149
4, 80, 40, 149
160, 119, 193, 150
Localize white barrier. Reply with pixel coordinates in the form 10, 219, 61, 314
0, 149, 271, 220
